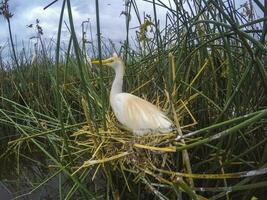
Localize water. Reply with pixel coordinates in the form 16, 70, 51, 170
0, 183, 12, 199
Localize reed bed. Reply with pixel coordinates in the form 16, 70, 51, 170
0, 0, 267, 199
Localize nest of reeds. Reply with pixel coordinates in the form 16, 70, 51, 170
71, 121, 177, 173
68, 96, 198, 198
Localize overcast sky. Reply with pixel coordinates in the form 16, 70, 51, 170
0, 0, 173, 52
0, 0, 260, 56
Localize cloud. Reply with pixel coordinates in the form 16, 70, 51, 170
0, 0, 260, 56
0, 0, 127, 50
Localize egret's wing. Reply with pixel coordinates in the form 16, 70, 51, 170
112, 93, 172, 134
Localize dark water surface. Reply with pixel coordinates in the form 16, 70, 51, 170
0, 184, 12, 199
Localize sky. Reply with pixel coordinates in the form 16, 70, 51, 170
0, 0, 260, 57
0, 0, 174, 54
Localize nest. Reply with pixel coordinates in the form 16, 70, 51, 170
68, 104, 198, 198
71, 122, 177, 172
65, 96, 199, 198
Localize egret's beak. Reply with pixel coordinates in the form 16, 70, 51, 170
91, 57, 114, 65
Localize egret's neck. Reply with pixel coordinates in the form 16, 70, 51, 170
110, 62, 124, 98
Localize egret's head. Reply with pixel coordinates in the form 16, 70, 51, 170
91, 53, 124, 71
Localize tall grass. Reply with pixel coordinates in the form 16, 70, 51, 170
0, 0, 267, 199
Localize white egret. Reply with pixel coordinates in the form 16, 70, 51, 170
92, 53, 173, 136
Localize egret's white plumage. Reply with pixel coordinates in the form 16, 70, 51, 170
92, 53, 173, 135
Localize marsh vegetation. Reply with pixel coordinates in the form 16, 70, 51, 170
0, 0, 267, 199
